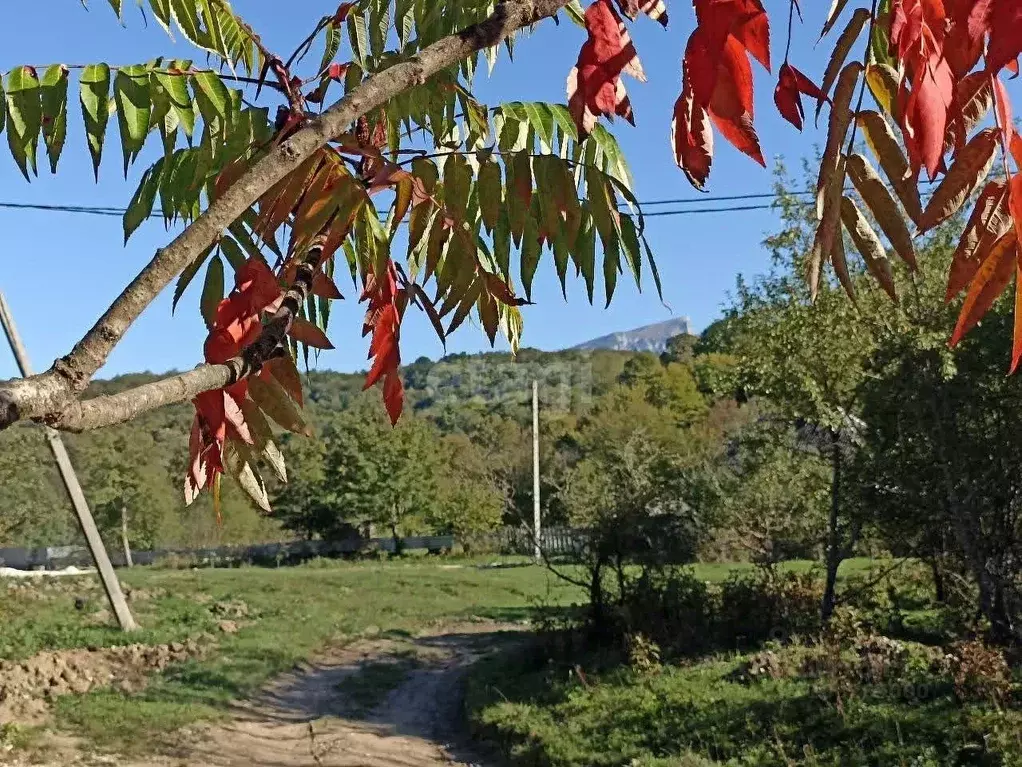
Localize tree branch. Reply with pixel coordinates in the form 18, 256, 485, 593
49, 243, 323, 432
0, 0, 570, 432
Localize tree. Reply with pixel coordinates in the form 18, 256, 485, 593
726, 175, 891, 619
0, 0, 1017, 520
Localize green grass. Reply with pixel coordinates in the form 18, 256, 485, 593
466, 643, 1022, 767
2, 556, 582, 754
0, 556, 915, 759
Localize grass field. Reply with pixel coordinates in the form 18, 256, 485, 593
0, 556, 971, 763
1, 555, 579, 754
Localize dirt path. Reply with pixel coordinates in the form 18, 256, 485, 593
26, 621, 519, 767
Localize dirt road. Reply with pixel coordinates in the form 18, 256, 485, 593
18, 622, 520, 767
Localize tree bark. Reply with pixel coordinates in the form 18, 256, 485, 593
821, 429, 842, 622
0, 0, 571, 433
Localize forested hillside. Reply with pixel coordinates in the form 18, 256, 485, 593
0, 345, 697, 550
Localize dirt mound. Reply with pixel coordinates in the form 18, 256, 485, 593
0, 636, 215, 725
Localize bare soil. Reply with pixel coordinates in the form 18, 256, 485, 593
6, 621, 521, 767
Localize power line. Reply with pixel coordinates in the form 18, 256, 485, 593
0, 180, 941, 221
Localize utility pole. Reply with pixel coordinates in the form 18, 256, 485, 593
532, 379, 541, 562
120, 507, 134, 568
0, 292, 137, 631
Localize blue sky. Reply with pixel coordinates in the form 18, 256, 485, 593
0, 1, 871, 380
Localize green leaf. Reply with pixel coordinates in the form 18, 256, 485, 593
478, 158, 502, 233
619, 214, 642, 290
520, 210, 542, 302
106, 0, 123, 17
200, 255, 225, 328
575, 209, 596, 304
149, 0, 173, 35
591, 124, 635, 191
191, 71, 231, 134
369, 0, 391, 58
523, 102, 554, 153
170, 0, 210, 50
115, 64, 152, 175
155, 65, 196, 137
493, 209, 511, 279
319, 20, 342, 74
173, 243, 214, 313
870, 0, 894, 66
443, 153, 473, 215
603, 230, 620, 308
347, 12, 369, 70
123, 156, 163, 242
553, 226, 570, 298
644, 239, 663, 300
565, 0, 586, 26
395, 0, 415, 47
5, 67, 41, 181
40, 65, 69, 174
219, 236, 247, 271
80, 63, 111, 179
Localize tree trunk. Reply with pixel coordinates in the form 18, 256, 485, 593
929, 555, 946, 604
821, 430, 842, 622
588, 555, 609, 639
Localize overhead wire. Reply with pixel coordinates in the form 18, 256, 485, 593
0, 179, 943, 221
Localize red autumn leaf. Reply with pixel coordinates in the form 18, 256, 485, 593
672, 68, 714, 189
950, 229, 1019, 347
288, 317, 335, 349
994, 74, 1014, 150
891, 0, 947, 67
382, 369, 404, 426
944, 0, 985, 77
614, 0, 668, 27
902, 53, 955, 180
946, 180, 1011, 301
333, 2, 355, 23
708, 34, 765, 167
774, 62, 827, 131
311, 271, 343, 299
327, 62, 350, 81
732, 0, 771, 72
566, 0, 646, 137
360, 261, 405, 424
987, 0, 1022, 74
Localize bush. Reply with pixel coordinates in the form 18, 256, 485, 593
716, 569, 822, 648
621, 568, 713, 655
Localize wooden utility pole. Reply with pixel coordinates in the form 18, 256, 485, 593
532, 379, 541, 562
0, 292, 137, 631
120, 507, 134, 568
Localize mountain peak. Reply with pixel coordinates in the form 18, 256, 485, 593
572, 317, 694, 354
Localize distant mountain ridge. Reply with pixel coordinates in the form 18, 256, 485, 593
572, 317, 694, 353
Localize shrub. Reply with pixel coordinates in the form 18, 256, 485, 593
716, 569, 822, 648
621, 568, 713, 655
949, 640, 1013, 707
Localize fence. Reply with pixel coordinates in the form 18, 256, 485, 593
0, 527, 588, 571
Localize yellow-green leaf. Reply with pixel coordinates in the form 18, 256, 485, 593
40, 65, 69, 174
80, 63, 111, 179
115, 64, 152, 175
200, 254, 224, 328
5, 66, 41, 181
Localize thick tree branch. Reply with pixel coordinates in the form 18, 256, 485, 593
50, 245, 323, 432
0, 0, 570, 431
